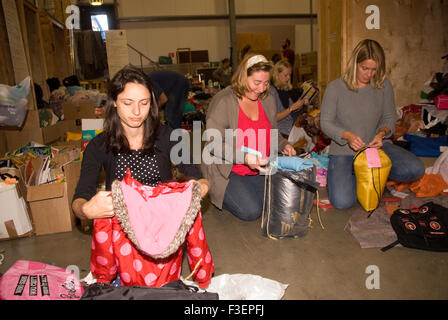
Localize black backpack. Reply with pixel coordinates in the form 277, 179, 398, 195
382, 202, 448, 252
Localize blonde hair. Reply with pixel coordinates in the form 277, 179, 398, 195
231, 53, 273, 99
272, 59, 293, 91
342, 39, 386, 91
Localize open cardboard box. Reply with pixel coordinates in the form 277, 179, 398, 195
0, 110, 81, 152
63, 100, 104, 120
18, 160, 82, 236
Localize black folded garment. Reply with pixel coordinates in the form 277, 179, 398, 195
81, 280, 219, 300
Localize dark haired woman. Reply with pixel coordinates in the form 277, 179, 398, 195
72, 65, 213, 288
201, 53, 295, 222
72, 65, 209, 219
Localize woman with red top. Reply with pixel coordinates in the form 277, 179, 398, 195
202, 53, 296, 221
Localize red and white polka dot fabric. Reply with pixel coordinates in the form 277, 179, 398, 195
91, 212, 214, 289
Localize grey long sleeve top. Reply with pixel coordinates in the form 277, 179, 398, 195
320, 77, 397, 156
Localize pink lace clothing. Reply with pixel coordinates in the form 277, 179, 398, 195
91, 171, 214, 288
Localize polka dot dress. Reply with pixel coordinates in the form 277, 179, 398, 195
115, 150, 161, 186
91, 211, 214, 288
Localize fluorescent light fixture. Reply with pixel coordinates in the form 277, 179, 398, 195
90, 0, 103, 6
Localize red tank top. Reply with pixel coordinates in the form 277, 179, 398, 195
232, 100, 272, 176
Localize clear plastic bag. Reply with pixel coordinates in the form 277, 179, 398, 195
0, 76, 30, 127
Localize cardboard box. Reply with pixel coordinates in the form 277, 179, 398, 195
300, 52, 317, 67
0, 168, 33, 240
299, 65, 318, 83
22, 160, 81, 236
63, 100, 95, 120
0, 110, 80, 152
63, 100, 104, 121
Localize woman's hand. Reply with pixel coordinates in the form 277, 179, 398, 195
368, 133, 384, 148
343, 131, 366, 151
282, 144, 297, 156
81, 191, 115, 219
192, 178, 210, 198
245, 153, 268, 172
290, 98, 309, 112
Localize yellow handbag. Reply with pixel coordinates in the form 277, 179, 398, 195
353, 147, 392, 213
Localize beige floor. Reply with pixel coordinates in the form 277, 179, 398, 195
1, 187, 448, 300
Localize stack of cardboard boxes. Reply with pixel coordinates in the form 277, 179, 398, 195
1, 99, 104, 239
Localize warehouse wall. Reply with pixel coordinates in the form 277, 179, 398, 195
343, 0, 448, 108
115, 0, 318, 65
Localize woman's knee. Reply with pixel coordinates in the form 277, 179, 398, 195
390, 157, 425, 181
329, 193, 357, 210
236, 208, 262, 221
223, 192, 263, 221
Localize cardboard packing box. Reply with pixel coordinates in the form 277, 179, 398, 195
300, 52, 317, 67
0, 110, 81, 153
63, 100, 104, 120
19, 160, 82, 236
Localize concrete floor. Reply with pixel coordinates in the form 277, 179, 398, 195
1, 189, 448, 300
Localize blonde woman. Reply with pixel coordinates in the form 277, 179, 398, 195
202, 53, 295, 221
320, 39, 424, 209
270, 60, 309, 145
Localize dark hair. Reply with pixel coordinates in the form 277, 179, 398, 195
271, 53, 282, 65
103, 65, 160, 155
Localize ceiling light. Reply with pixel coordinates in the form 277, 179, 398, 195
90, 0, 103, 6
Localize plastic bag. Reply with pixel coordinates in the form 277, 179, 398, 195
0, 260, 84, 300
184, 274, 288, 300
0, 76, 30, 127
261, 163, 318, 239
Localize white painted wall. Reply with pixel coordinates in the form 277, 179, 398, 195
115, 0, 317, 65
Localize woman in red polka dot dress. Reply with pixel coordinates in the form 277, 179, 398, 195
72, 66, 214, 288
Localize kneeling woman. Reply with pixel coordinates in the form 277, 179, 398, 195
72, 66, 214, 288
202, 53, 296, 221
320, 39, 425, 210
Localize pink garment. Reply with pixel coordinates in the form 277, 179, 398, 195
91, 169, 214, 288
119, 177, 194, 257
0, 260, 84, 300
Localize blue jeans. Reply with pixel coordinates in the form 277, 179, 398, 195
222, 173, 266, 221
327, 142, 425, 210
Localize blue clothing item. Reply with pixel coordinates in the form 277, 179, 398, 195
327, 141, 425, 210
111, 275, 121, 287
403, 134, 448, 157
274, 156, 313, 172
148, 70, 190, 129
222, 173, 266, 221
309, 152, 329, 169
